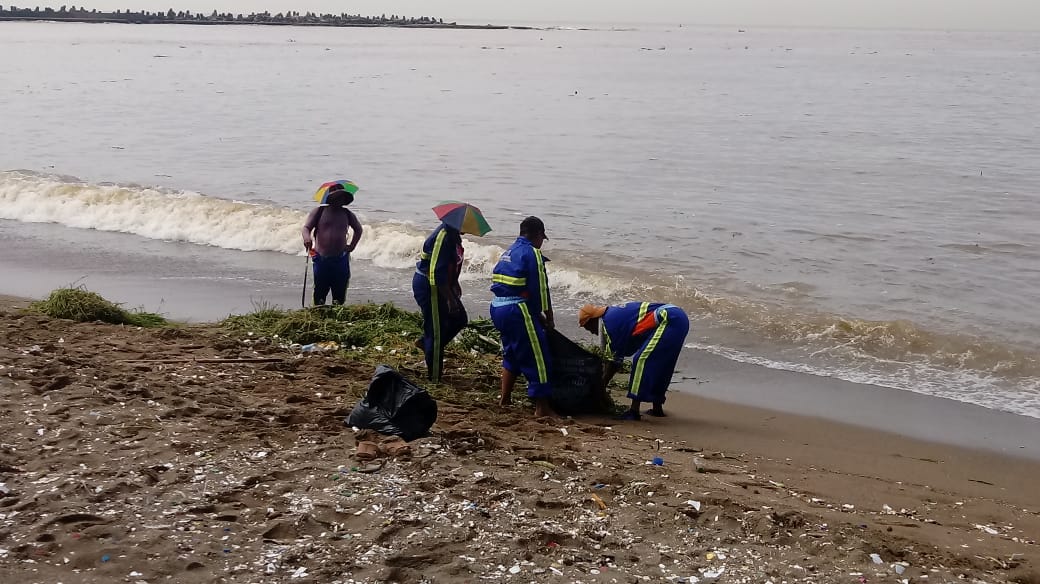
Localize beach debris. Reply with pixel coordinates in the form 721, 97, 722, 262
974, 524, 1000, 535
0, 304, 1024, 584
652, 457, 665, 466
589, 493, 608, 510
870, 553, 884, 564
700, 566, 725, 579
300, 341, 340, 353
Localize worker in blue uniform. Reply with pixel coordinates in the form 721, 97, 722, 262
490, 216, 555, 417
413, 222, 467, 382
578, 302, 690, 420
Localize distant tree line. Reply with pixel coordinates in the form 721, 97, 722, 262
0, 5, 466, 27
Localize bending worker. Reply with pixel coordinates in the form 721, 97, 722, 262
412, 221, 467, 382
578, 302, 690, 420
490, 216, 555, 417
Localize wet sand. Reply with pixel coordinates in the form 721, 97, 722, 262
1, 296, 1038, 582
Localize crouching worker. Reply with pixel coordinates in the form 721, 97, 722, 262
578, 302, 690, 420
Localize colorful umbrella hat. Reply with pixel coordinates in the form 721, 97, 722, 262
433, 201, 492, 236
313, 179, 359, 206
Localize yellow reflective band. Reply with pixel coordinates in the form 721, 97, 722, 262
428, 229, 447, 288
492, 274, 526, 286
631, 309, 669, 395
519, 302, 549, 383
429, 284, 442, 381
534, 249, 549, 312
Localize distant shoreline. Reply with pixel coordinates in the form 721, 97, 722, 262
0, 15, 532, 30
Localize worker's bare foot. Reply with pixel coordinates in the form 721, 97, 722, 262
645, 406, 666, 417
498, 393, 513, 407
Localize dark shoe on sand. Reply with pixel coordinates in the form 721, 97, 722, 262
644, 409, 667, 417
616, 410, 641, 421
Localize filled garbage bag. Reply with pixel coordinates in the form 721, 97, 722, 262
346, 365, 438, 441
547, 329, 608, 416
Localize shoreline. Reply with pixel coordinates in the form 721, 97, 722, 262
1, 219, 1036, 460
0, 16, 532, 30
2, 262, 1037, 462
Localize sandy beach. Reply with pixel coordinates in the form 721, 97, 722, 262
1, 295, 1038, 583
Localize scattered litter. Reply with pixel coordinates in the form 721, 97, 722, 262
300, 341, 339, 353
974, 524, 999, 535
700, 566, 725, 578
870, 553, 883, 564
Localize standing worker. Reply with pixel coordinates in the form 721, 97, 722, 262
490, 216, 555, 417
413, 221, 467, 382
301, 183, 363, 306
578, 302, 690, 420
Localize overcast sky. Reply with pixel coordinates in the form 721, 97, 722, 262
35, 1, 1040, 30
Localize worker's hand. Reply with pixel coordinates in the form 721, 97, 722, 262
346, 243, 356, 254
542, 313, 555, 330
304, 240, 313, 251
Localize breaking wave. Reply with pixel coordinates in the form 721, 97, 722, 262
4, 170, 1039, 416
0, 170, 631, 298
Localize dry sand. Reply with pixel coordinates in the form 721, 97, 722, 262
1, 300, 1038, 583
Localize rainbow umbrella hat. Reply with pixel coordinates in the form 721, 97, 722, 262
313, 179, 359, 206
433, 201, 492, 236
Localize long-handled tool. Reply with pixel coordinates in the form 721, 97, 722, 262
301, 254, 310, 308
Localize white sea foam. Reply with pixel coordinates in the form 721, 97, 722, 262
0, 171, 304, 254
0, 171, 632, 299
688, 342, 1040, 420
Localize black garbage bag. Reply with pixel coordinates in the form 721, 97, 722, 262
547, 329, 608, 416
345, 365, 438, 441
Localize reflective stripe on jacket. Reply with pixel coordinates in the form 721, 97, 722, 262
415, 225, 463, 288
490, 236, 551, 313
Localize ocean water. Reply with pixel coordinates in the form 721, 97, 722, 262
2, 22, 1039, 418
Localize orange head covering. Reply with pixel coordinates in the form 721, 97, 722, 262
578, 304, 608, 327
